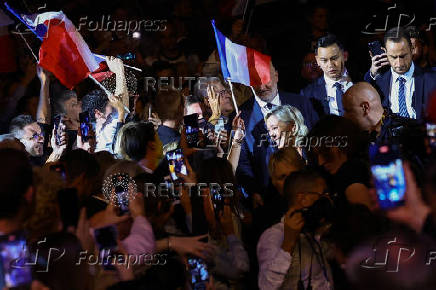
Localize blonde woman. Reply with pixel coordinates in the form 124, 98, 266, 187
265, 105, 308, 155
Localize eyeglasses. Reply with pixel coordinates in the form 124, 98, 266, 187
217, 89, 231, 98
25, 132, 44, 141
303, 191, 330, 197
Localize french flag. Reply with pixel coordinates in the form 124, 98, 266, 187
211, 19, 271, 87
32, 11, 103, 89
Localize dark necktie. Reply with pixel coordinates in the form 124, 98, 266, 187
333, 82, 344, 116
265, 103, 274, 110
398, 77, 410, 118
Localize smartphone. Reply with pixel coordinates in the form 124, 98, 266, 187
79, 111, 91, 142
94, 225, 118, 271
0, 236, 32, 288
211, 187, 224, 218
53, 115, 62, 146
115, 185, 129, 215
368, 40, 384, 57
166, 149, 187, 181
214, 117, 226, 134
188, 258, 209, 290
369, 144, 406, 209
184, 113, 200, 148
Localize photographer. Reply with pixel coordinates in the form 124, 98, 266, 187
257, 169, 333, 290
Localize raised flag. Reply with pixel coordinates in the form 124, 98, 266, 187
211, 19, 271, 87
32, 11, 102, 89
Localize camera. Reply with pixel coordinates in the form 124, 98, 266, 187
297, 196, 335, 232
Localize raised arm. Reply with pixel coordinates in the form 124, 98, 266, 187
36, 66, 51, 124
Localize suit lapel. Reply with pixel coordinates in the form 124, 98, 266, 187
379, 70, 392, 107
413, 66, 424, 119
317, 77, 330, 114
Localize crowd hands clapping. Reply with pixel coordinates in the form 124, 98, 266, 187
1, 1, 436, 289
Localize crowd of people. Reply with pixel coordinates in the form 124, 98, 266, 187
1, 0, 436, 289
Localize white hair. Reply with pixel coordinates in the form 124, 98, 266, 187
265, 105, 308, 136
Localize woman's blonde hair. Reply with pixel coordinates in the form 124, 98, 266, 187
265, 105, 308, 137
268, 146, 305, 176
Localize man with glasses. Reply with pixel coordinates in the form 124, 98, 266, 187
9, 115, 45, 158
257, 169, 333, 290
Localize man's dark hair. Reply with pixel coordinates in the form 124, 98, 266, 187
185, 94, 202, 107
9, 114, 36, 138
0, 149, 32, 219
315, 34, 344, 54
52, 90, 77, 115
119, 122, 156, 161
152, 60, 175, 76
155, 89, 183, 121
283, 169, 323, 206
384, 26, 412, 48
59, 149, 99, 184
308, 115, 364, 161
81, 89, 108, 122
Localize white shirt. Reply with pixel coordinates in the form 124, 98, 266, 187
251, 87, 281, 117
324, 70, 353, 116
389, 62, 416, 119
95, 113, 120, 154
257, 221, 333, 290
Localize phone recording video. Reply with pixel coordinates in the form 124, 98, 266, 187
166, 149, 187, 181
184, 113, 200, 148
79, 111, 91, 141
214, 117, 226, 134
53, 114, 62, 146
0, 236, 32, 288
369, 144, 406, 209
188, 258, 209, 290
211, 187, 224, 217
427, 123, 436, 150
94, 225, 118, 271
368, 40, 384, 56
115, 185, 129, 215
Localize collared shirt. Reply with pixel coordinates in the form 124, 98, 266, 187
251, 87, 281, 117
324, 70, 353, 115
389, 62, 416, 119
95, 112, 120, 154
257, 220, 333, 290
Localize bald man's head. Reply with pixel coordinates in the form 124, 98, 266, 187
343, 82, 384, 132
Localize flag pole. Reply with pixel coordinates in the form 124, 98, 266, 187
226, 78, 239, 114
4, 3, 141, 72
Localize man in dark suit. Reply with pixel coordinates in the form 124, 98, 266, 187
364, 27, 436, 120
300, 34, 353, 117
236, 62, 317, 207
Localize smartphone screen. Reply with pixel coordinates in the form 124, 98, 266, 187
369, 144, 406, 209
368, 41, 384, 56
214, 118, 225, 134
53, 115, 62, 146
94, 225, 118, 270
184, 113, 199, 148
211, 187, 224, 217
115, 185, 129, 215
166, 149, 187, 181
188, 258, 209, 290
0, 237, 32, 288
79, 111, 91, 141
